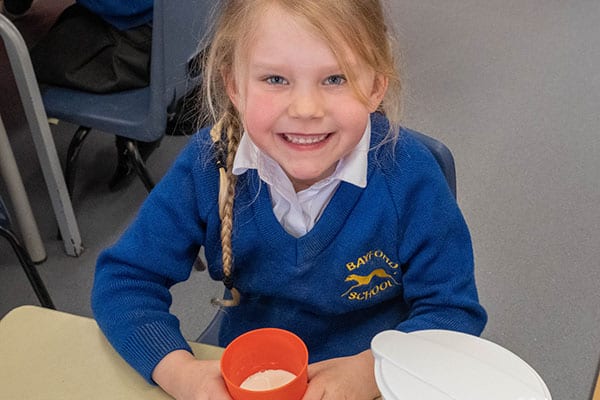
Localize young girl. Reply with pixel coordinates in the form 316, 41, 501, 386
91, 1, 487, 399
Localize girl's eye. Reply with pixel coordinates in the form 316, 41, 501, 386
324, 75, 347, 86
265, 75, 288, 85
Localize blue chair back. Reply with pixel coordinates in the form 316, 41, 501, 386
407, 129, 457, 198
160, 0, 213, 113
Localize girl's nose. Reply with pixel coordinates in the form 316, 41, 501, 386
288, 87, 325, 119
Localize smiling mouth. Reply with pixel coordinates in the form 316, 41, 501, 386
282, 133, 330, 145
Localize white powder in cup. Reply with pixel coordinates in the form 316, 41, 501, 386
240, 369, 297, 391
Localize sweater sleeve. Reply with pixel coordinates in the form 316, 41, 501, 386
91, 134, 211, 382
76, 0, 153, 29
391, 132, 487, 336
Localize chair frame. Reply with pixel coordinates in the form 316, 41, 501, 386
0, 195, 55, 309
0, 13, 83, 257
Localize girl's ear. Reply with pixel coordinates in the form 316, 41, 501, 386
368, 73, 389, 112
222, 68, 241, 110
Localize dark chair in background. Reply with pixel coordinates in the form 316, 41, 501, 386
0, 194, 54, 309
40, 0, 211, 196
196, 129, 458, 346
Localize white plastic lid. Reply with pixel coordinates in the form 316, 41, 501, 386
371, 330, 551, 400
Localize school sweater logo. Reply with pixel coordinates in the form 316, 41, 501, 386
341, 250, 401, 300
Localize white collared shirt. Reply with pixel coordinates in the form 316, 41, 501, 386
232, 120, 370, 237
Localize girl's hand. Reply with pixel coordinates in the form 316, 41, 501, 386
301, 349, 381, 400
152, 350, 233, 400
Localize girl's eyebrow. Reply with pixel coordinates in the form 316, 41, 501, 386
249, 61, 286, 70
249, 60, 345, 72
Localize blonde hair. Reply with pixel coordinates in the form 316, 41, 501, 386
201, 0, 402, 307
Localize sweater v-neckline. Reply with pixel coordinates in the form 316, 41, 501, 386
250, 174, 364, 262
245, 113, 387, 263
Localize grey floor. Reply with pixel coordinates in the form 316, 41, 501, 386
1, 2, 599, 400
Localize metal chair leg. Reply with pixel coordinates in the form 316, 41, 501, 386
57, 126, 90, 240
0, 225, 55, 309
65, 126, 91, 197
125, 140, 155, 192
108, 136, 133, 191
110, 136, 161, 192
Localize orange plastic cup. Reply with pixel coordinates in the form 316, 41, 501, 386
220, 328, 309, 400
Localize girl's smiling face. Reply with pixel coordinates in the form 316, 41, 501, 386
226, 5, 387, 192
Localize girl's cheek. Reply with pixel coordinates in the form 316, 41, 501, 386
244, 94, 280, 127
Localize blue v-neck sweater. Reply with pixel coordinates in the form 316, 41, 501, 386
91, 113, 487, 382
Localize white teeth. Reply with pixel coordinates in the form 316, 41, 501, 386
283, 134, 328, 145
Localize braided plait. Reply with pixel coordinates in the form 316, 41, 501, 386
210, 113, 242, 307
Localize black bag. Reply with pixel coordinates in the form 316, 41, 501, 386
30, 4, 152, 93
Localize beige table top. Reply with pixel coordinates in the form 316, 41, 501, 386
0, 305, 224, 399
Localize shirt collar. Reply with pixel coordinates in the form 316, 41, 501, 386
232, 119, 371, 189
